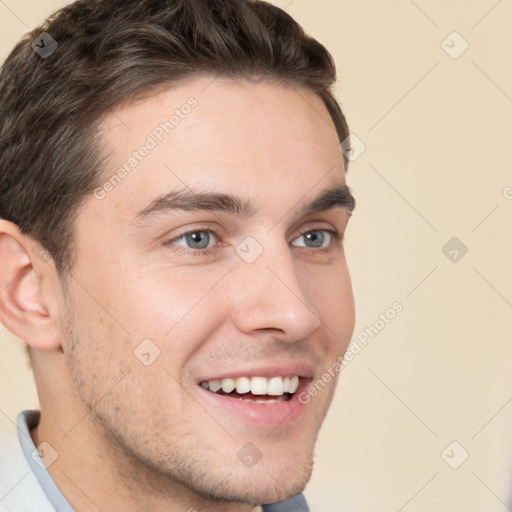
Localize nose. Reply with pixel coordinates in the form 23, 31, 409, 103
229, 238, 322, 342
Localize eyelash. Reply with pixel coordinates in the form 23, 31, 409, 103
166, 226, 342, 257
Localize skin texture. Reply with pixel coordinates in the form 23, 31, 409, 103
0, 76, 355, 511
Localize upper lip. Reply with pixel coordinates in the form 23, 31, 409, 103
196, 361, 314, 383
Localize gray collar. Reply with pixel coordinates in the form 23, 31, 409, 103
17, 410, 74, 512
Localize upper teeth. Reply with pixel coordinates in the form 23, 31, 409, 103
200, 376, 300, 396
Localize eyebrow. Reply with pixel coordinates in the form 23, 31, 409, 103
131, 184, 355, 225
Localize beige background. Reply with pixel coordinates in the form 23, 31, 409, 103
1, 0, 511, 510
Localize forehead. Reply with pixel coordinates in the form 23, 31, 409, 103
91, 76, 345, 222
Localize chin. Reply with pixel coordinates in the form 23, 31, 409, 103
211, 449, 314, 505
154, 442, 316, 506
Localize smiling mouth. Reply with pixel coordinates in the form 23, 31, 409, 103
199, 375, 305, 403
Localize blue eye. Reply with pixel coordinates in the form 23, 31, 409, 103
173, 230, 215, 250
292, 230, 336, 249
168, 229, 218, 255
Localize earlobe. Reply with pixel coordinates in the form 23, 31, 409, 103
0, 220, 61, 350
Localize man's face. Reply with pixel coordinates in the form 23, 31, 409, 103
60, 76, 355, 504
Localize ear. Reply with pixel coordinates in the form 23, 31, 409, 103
0, 219, 62, 351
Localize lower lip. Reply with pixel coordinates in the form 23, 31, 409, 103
197, 379, 311, 428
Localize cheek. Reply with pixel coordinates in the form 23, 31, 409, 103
301, 259, 355, 343
96, 263, 226, 337
108, 267, 233, 368
61, 294, 130, 413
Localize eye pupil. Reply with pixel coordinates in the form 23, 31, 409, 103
187, 231, 210, 249
305, 231, 325, 248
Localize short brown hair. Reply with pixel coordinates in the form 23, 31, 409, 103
0, 0, 349, 277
